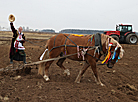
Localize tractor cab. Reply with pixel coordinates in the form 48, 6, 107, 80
116, 24, 132, 36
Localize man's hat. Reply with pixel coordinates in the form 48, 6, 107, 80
9, 14, 15, 22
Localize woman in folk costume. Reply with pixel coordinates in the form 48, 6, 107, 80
9, 14, 26, 64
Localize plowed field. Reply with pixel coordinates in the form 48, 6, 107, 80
0, 31, 138, 102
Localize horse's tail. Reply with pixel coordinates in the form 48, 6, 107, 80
38, 40, 50, 75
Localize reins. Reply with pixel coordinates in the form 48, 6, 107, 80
0, 45, 104, 72
25, 46, 100, 66
26, 34, 120, 66
86, 53, 104, 62
25, 39, 46, 48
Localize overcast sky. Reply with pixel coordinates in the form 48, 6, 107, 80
0, 0, 138, 32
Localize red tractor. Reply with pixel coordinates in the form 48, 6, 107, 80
104, 24, 138, 44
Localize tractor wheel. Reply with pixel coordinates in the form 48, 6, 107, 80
125, 34, 138, 44
111, 35, 119, 42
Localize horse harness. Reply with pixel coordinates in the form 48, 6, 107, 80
49, 33, 105, 61
35, 33, 120, 66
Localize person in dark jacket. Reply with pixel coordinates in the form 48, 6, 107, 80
9, 21, 26, 64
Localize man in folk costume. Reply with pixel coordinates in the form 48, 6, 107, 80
9, 14, 26, 64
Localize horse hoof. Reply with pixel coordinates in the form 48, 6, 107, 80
75, 80, 80, 83
76, 82, 80, 84
43, 75, 50, 81
63, 69, 70, 76
101, 83, 105, 86
97, 82, 105, 86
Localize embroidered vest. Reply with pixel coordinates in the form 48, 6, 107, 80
14, 31, 25, 50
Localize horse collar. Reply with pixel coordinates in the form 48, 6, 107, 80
94, 33, 103, 54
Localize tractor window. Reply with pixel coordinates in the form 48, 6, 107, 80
121, 26, 127, 32
117, 26, 122, 31
128, 26, 132, 31
117, 25, 132, 32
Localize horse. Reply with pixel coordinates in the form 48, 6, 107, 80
38, 33, 124, 86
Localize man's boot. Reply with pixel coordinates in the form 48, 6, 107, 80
23, 56, 27, 64
10, 58, 13, 64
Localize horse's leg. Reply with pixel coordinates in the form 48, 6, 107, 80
38, 62, 45, 76
75, 61, 90, 83
43, 60, 54, 81
38, 49, 49, 76
88, 59, 104, 86
56, 58, 70, 76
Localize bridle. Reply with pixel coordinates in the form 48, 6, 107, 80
102, 43, 120, 65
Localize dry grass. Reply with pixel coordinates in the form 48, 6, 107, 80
0, 31, 57, 40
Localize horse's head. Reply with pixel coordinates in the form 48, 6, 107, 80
101, 34, 124, 68
106, 45, 121, 68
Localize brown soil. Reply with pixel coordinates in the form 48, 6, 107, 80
0, 32, 138, 102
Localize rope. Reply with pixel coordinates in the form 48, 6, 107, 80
0, 34, 106, 72
25, 40, 46, 48
27, 39, 48, 43
25, 46, 100, 66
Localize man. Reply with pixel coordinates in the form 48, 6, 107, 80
9, 22, 26, 64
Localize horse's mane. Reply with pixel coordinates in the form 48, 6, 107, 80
101, 34, 124, 59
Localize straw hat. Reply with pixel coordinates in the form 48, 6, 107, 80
9, 14, 15, 22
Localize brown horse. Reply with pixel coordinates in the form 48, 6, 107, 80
38, 33, 124, 86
